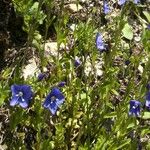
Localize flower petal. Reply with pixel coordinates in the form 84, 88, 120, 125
146, 92, 150, 101
37, 73, 46, 81
58, 81, 66, 87
96, 33, 106, 51
56, 98, 65, 107
104, 1, 110, 14
74, 59, 81, 67
11, 84, 21, 95
43, 100, 50, 108
43, 93, 52, 108
118, 0, 126, 5
48, 102, 58, 115
10, 96, 19, 106
51, 88, 65, 100
21, 85, 33, 102
19, 100, 29, 108
147, 24, 150, 30
134, 0, 140, 4
146, 100, 150, 108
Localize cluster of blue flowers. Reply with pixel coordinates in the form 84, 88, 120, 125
9, 57, 82, 115
10, 82, 150, 117
10, 0, 145, 116
99, 0, 149, 118
10, 82, 66, 115
96, 32, 150, 117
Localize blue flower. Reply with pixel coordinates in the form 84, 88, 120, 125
37, 73, 46, 81
43, 88, 65, 115
129, 100, 141, 116
146, 83, 150, 89
118, 0, 140, 5
145, 92, 150, 110
147, 24, 150, 30
58, 81, 66, 87
134, 0, 140, 4
118, 0, 126, 5
103, 1, 110, 14
96, 33, 106, 51
10, 84, 33, 108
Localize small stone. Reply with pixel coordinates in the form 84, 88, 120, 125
66, 3, 83, 13
69, 24, 77, 31
22, 57, 39, 80
134, 36, 141, 42
44, 42, 58, 57
138, 65, 143, 73
44, 42, 65, 57
84, 56, 103, 77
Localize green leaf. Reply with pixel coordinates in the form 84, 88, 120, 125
143, 11, 150, 22
115, 139, 131, 150
127, 122, 135, 129
142, 112, 150, 119
104, 112, 117, 118
122, 23, 133, 40
141, 128, 150, 136
111, 89, 119, 96
81, 93, 86, 99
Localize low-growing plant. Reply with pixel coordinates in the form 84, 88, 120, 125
0, 0, 150, 149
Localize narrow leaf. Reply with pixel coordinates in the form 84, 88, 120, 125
143, 11, 150, 22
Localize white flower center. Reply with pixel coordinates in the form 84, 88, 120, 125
16, 92, 25, 102
132, 104, 138, 109
16, 91, 23, 97
50, 96, 56, 103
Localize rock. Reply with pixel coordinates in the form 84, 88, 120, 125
0, 144, 7, 150
138, 64, 143, 74
44, 42, 58, 57
22, 57, 39, 80
69, 24, 77, 31
134, 36, 141, 42
66, 3, 83, 13
44, 42, 65, 57
84, 57, 103, 77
